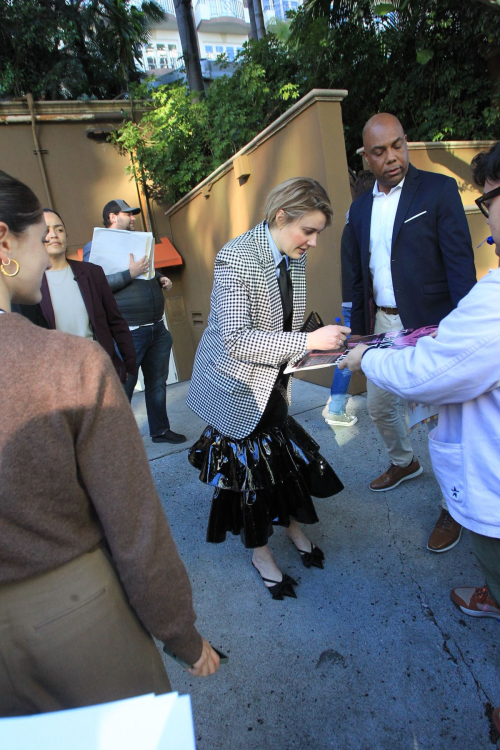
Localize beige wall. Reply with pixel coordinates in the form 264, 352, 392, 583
3, 99, 493, 389
0, 100, 189, 375
0, 105, 142, 255
164, 89, 351, 387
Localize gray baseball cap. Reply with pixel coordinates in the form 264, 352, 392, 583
103, 199, 141, 223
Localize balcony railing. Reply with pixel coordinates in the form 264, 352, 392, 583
202, 0, 245, 20
153, 0, 176, 14
210, 0, 244, 19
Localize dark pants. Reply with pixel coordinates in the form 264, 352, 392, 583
469, 531, 500, 606
125, 321, 172, 437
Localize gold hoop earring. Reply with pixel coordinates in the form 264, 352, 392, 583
1, 258, 20, 277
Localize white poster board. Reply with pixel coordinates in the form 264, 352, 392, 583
89, 227, 155, 281
0, 692, 195, 750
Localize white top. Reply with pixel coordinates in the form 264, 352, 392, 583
45, 267, 93, 339
362, 268, 500, 538
369, 179, 405, 307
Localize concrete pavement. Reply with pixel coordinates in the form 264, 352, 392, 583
133, 380, 500, 750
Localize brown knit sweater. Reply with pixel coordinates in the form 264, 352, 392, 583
0, 313, 203, 664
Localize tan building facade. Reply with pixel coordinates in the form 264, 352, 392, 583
0, 94, 494, 389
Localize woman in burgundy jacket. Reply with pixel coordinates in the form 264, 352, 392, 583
18, 209, 136, 383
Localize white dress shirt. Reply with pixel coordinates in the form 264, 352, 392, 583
369, 179, 405, 307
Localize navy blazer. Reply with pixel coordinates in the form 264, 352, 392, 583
18, 259, 136, 383
349, 164, 477, 335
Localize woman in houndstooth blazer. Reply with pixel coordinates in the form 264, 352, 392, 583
187, 178, 348, 599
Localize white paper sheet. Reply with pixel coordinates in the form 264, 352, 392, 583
89, 227, 155, 280
0, 692, 196, 750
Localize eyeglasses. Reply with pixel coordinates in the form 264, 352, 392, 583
475, 185, 500, 218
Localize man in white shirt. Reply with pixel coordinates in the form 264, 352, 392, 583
348, 114, 476, 552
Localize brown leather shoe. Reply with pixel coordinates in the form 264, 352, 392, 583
427, 508, 462, 552
369, 459, 422, 492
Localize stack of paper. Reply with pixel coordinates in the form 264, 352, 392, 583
0, 692, 195, 750
90, 227, 155, 280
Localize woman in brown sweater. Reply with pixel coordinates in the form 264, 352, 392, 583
0, 171, 219, 716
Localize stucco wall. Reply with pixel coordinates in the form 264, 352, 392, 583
164, 89, 351, 387
2, 98, 493, 389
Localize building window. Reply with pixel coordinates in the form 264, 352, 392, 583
205, 44, 214, 59
226, 46, 235, 60
216, 45, 224, 54
157, 43, 166, 51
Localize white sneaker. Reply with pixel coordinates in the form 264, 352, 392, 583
324, 412, 358, 427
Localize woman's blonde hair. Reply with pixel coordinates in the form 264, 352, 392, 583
264, 177, 333, 227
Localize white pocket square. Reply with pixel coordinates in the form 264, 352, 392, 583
404, 211, 427, 223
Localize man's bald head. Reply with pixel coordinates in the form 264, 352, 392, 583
362, 113, 404, 146
361, 113, 409, 194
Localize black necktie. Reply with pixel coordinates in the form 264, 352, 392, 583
277, 257, 293, 329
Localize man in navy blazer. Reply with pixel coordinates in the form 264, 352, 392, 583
349, 113, 477, 553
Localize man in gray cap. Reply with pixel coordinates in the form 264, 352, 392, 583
84, 200, 186, 444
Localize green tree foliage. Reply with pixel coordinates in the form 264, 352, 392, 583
0, 0, 164, 100
112, 40, 301, 203
113, 0, 500, 203
290, 0, 500, 157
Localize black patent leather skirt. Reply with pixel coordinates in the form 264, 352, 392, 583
188, 388, 344, 548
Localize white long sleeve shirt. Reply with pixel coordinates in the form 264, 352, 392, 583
361, 268, 500, 538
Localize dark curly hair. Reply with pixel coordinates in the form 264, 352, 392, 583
471, 142, 500, 188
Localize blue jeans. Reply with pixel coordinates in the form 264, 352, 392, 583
125, 321, 172, 437
329, 304, 352, 414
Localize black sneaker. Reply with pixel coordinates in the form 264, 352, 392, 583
151, 429, 187, 444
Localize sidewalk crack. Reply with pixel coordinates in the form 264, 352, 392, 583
384, 496, 498, 743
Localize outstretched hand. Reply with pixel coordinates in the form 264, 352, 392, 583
338, 343, 369, 372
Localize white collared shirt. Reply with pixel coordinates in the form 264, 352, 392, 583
369, 178, 405, 307
265, 222, 289, 278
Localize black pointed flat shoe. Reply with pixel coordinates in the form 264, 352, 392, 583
294, 542, 325, 569
252, 562, 298, 600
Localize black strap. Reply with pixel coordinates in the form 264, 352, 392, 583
277, 257, 293, 328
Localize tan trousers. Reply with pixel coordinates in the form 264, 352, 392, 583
366, 310, 447, 509
0, 548, 171, 717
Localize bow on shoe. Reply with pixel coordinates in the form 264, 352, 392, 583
300, 544, 325, 569
267, 574, 298, 600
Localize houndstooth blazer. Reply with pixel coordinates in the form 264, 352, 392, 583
187, 221, 309, 439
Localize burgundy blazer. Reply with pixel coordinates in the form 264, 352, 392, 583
39, 259, 136, 383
